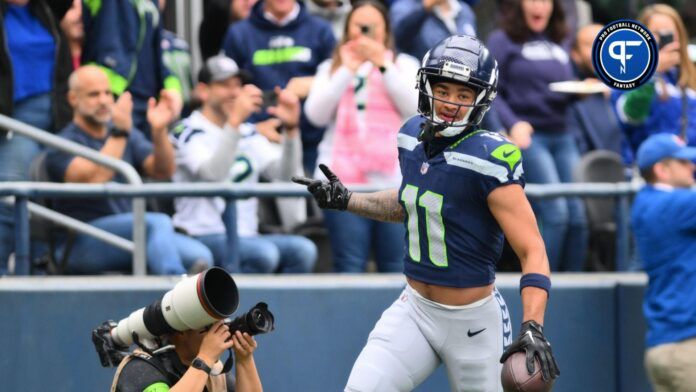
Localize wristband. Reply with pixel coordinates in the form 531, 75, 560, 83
191, 357, 212, 374
110, 128, 129, 138
519, 273, 551, 295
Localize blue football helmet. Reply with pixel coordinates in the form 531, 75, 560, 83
417, 35, 498, 138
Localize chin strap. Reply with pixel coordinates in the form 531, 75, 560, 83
418, 121, 447, 143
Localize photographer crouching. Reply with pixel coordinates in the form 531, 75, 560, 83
93, 267, 274, 392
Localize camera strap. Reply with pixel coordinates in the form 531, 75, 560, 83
220, 349, 234, 374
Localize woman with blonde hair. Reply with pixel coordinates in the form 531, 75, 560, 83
613, 3, 696, 158
305, 0, 419, 272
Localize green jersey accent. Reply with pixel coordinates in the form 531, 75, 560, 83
401, 185, 421, 262
252, 47, 312, 66
449, 129, 485, 149
401, 185, 448, 267
143, 382, 170, 392
490, 144, 521, 171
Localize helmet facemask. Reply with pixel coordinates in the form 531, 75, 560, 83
417, 63, 497, 138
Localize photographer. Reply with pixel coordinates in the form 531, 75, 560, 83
112, 320, 262, 392
94, 268, 270, 392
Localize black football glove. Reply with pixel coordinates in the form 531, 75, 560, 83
291, 164, 352, 210
500, 320, 560, 382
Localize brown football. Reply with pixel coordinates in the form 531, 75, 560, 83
501, 352, 554, 392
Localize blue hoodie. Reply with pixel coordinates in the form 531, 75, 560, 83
222, 0, 335, 169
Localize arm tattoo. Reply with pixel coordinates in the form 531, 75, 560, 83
347, 189, 405, 223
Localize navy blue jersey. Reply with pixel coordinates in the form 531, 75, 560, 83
397, 116, 525, 288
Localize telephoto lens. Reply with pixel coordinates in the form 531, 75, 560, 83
226, 302, 275, 336
108, 267, 239, 348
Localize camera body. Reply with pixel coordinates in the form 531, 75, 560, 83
359, 24, 375, 38
92, 267, 275, 368
658, 31, 674, 49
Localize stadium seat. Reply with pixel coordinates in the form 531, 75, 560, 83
28, 151, 75, 274
573, 150, 626, 271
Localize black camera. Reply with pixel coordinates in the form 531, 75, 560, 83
658, 31, 674, 49
261, 90, 278, 110
225, 302, 275, 336
359, 24, 374, 38
91, 268, 275, 368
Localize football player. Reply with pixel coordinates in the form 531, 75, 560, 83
293, 35, 560, 391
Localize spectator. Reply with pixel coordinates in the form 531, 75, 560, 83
171, 55, 317, 274
222, 0, 336, 172
45, 65, 212, 275
487, 0, 587, 271
199, 0, 257, 61
631, 133, 696, 392
567, 23, 625, 157
159, 0, 194, 116
612, 4, 696, 159
306, 0, 351, 41
304, 0, 418, 272
390, 0, 476, 61
81, 0, 183, 138
0, 0, 73, 275
59, 0, 83, 70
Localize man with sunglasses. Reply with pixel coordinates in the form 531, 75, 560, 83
632, 133, 696, 391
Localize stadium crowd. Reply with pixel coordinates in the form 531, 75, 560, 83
0, 0, 695, 277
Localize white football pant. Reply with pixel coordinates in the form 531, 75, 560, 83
345, 284, 512, 392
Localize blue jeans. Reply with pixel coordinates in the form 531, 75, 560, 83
0, 93, 51, 274
522, 131, 588, 271
196, 233, 317, 273
58, 213, 213, 275
323, 210, 405, 273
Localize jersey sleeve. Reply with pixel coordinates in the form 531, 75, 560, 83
473, 132, 525, 197
170, 122, 213, 178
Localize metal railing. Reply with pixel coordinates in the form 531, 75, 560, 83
0, 181, 642, 275
0, 114, 147, 275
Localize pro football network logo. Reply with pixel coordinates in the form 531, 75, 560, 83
592, 20, 658, 90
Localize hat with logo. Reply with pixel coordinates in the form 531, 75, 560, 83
636, 133, 696, 169
198, 55, 251, 84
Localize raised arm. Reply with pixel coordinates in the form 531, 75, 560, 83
292, 164, 405, 223
348, 190, 404, 223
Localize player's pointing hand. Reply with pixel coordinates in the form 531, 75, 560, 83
291, 164, 352, 210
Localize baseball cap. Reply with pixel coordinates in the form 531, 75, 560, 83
636, 133, 696, 169
198, 55, 251, 84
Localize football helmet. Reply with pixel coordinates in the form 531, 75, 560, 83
417, 35, 498, 138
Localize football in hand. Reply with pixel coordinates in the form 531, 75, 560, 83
501, 352, 554, 392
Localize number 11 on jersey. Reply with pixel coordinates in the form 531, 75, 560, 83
400, 184, 448, 267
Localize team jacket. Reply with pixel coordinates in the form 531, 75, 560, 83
81, 0, 181, 100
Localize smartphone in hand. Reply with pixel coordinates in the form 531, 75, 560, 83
658, 31, 674, 49
261, 90, 278, 110
359, 24, 375, 39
